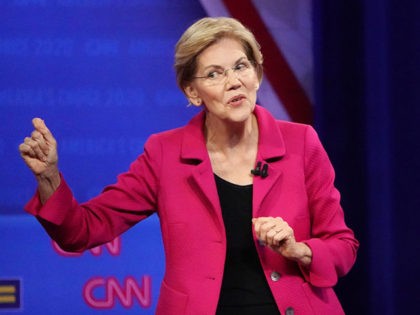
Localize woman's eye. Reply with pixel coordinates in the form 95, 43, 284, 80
235, 63, 247, 71
207, 71, 221, 79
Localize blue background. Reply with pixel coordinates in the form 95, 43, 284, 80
1, 1, 204, 314
1, 1, 419, 314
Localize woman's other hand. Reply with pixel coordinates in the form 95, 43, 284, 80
252, 216, 312, 266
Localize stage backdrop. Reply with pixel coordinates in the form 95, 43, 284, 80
0, 1, 206, 314
7, 1, 409, 315
1, 0, 320, 313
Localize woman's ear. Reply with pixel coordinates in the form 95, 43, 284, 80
184, 85, 202, 106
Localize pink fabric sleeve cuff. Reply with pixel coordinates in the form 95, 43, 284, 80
24, 174, 74, 226
299, 238, 338, 288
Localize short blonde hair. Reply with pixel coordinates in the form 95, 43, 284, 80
174, 17, 264, 91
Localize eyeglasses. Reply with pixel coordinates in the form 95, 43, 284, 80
193, 59, 255, 85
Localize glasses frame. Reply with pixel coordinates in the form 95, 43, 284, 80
193, 58, 255, 85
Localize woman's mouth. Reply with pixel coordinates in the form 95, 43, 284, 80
227, 95, 246, 106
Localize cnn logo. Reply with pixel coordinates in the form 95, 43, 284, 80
83, 276, 152, 309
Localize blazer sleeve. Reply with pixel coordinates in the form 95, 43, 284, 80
299, 126, 359, 287
24, 134, 163, 252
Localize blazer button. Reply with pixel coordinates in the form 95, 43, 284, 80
270, 271, 280, 282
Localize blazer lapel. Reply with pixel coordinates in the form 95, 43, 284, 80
252, 106, 287, 217
252, 161, 283, 217
181, 111, 225, 237
190, 162, 225, 238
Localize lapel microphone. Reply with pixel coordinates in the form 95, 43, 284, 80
251, 161, 269, 178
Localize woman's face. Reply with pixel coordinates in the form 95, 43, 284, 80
185, 37, 260, 125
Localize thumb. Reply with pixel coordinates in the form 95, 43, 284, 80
32, 118, 55, 142
32, 117, 46, 130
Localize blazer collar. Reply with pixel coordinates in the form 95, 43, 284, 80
180, 105, 286, 163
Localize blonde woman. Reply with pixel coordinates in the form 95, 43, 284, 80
20, 17, 358, 315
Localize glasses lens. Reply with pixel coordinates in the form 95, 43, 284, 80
198, 60, 254, 85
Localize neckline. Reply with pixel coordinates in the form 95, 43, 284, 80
214, 173, 253, 188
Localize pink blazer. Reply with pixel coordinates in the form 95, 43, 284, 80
26, 105, 359, 315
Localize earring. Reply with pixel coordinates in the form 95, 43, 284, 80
187, 98, 202, 106
193, 98, 202, 106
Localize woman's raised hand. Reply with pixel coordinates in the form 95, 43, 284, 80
19, 118, 60, 202
19, 118, 58, 175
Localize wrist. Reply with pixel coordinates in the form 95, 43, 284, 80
292, 242, 312, 266
36, 168, 60, 184
36, 168, 61, 204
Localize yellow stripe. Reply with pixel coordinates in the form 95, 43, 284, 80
0, 295, 16, 303
0, 286, 16, 294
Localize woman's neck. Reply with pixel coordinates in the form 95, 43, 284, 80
205, 114, 258, 154
205, 113, 259, 185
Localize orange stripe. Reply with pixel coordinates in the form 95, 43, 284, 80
0, 295, 16, 303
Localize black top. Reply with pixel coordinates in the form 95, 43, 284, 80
215, 174, 280, 315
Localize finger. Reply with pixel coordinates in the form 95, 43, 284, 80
24, 137, 47, 161
32, 118, 55, 144
272, 229, 289, 245
19, 142, 36, 158
274, 216, 285, 224
258, 221, 277, 243
31, 129, 43, 141
266, 222, 288, 245
253, 217, 277, 244
252, 216, 273, 233
265, 228, 280, 245
257, 216, 283, 228
252, 218, 263, 234
261, 217, 287, 243
273, 226, 294, 246
260, 220, 277, 233
31, 130, 49, 155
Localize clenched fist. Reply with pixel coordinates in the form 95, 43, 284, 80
252, 216, 312, 266
19, 118, 60, 203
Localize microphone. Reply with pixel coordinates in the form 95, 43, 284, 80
261, 163, 268, 178
251, 161, 262, 176
251, 161, 268, 178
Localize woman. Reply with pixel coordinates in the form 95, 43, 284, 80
19, 17, 359, 314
